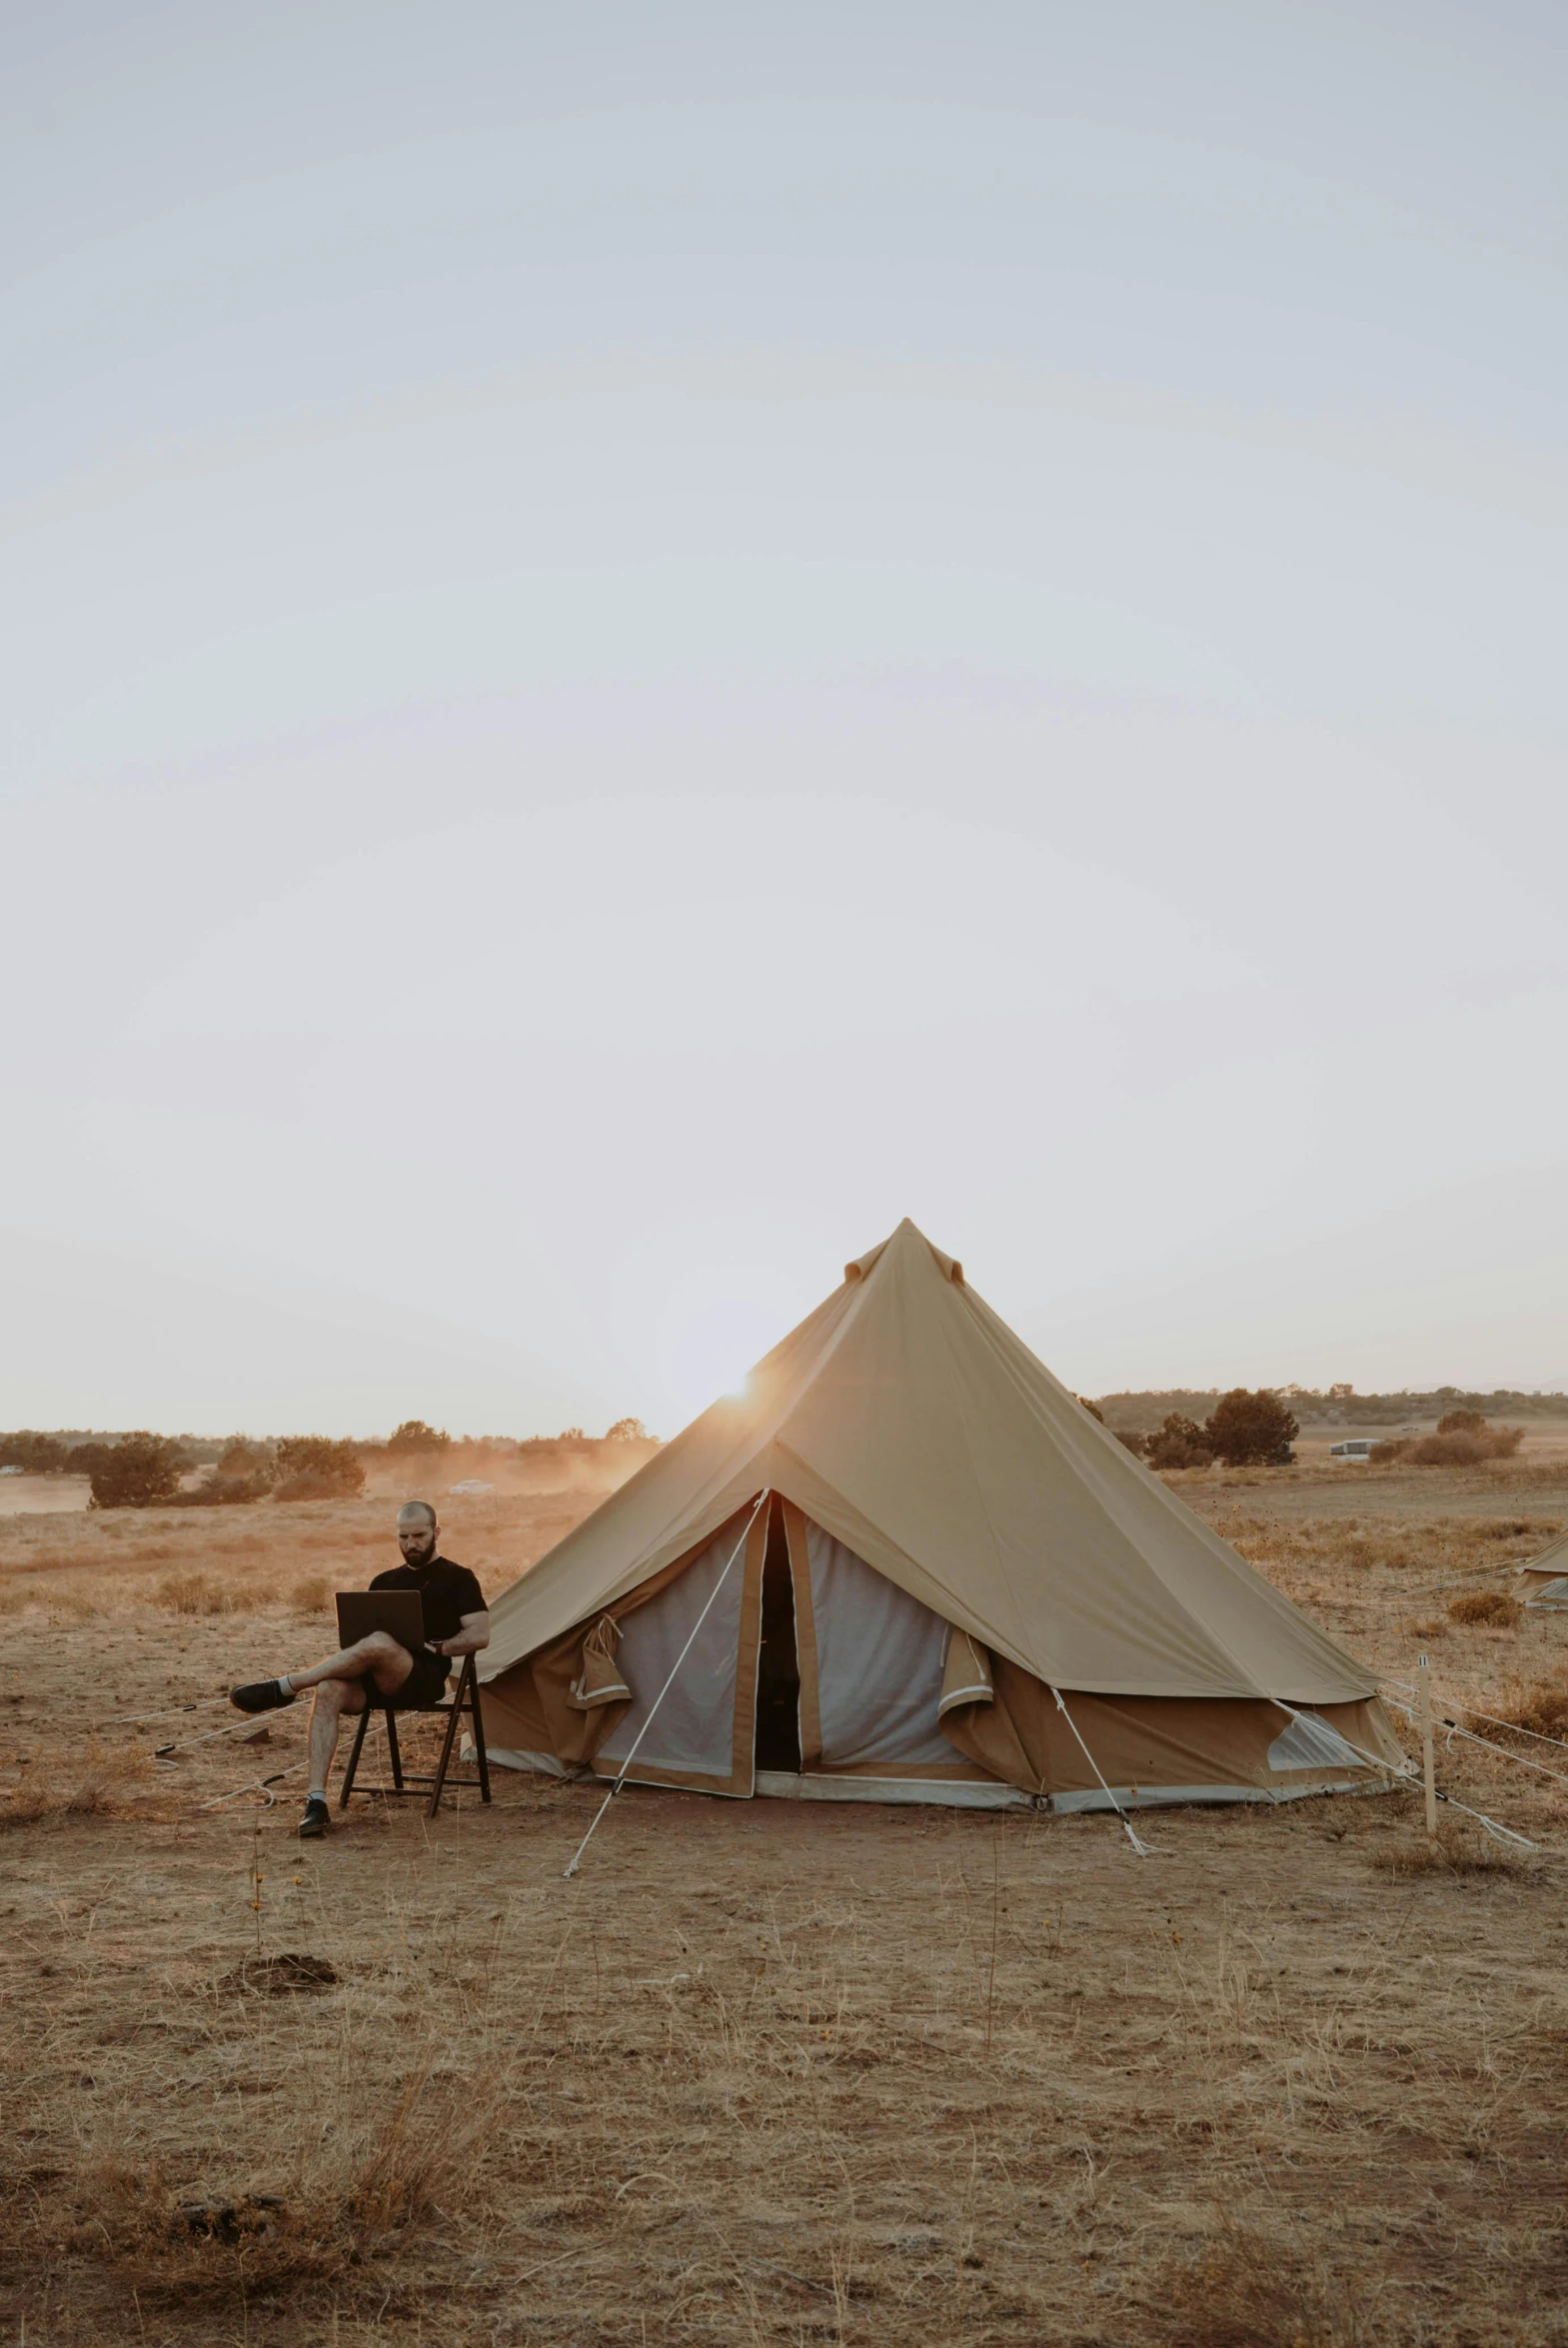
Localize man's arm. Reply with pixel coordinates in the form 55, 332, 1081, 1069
430, 1608, 490, 1658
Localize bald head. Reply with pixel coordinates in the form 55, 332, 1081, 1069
396, 1500, 439, 1564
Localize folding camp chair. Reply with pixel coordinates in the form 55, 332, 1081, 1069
338, 1652, 492, 1818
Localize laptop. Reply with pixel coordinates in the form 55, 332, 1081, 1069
335, 1589, 426, 1654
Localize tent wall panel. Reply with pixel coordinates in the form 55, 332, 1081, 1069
799, 1518, 959, 1772
592, 1503, 766, 1797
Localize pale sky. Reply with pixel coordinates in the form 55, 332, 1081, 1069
3, 3, 1566, 1436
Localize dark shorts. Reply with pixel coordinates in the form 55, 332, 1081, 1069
379, 1653, 452, 1709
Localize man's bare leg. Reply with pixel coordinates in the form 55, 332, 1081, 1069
231, 1631, 417, 1714
308, 1676, 365, 1793
294, 1636, 417, 1837
288, 1632, 418, 1697
302, 1635, 414, 1788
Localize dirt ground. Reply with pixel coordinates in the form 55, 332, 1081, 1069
3, 1463, 1568, 2347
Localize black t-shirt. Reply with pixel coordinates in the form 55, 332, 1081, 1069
369, 1556, 486, 1655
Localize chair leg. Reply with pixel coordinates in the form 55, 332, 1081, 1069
340, 1701, 373, 1808
468, 1659, 492, 1803
386, 1709, 404, 1791
428, 1661, 468, 1819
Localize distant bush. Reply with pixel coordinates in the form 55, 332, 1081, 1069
1144, 1413, 1215, 1470
168, 1473, 275, 1508
1496, 1675, 1568, 1737
155, 1571, 229, 1616
1447, 1588, 1521, 1627
273, 1435, 366, 1501
1073, 1396, 1106, 1424
1115, 1428, 1147, 1456
1204, 1388, 1299, 1467
387, 1419, 450, 1456
290, 1574, 331, 1614
166, 1437, 278, 1507
0, 1430, 70, 1473
1370, 1421, 1524, 1468
84, 1433, 190, 1510
1413, 1425, 1523, 1466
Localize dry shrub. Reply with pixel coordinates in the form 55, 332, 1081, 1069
290, 1572, 330, 1613
1413, 1426, 1523, 1466
1446, 1587, 1521, 1627
0, 1745, 152, 1831
1157, 2227, 1364, 2347
154, 1570, 229, 1616
1494, 1674, 1568, 1737
0, 2073, 498, 2318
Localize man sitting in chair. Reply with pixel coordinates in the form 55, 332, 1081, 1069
229, 1500, 489, 1839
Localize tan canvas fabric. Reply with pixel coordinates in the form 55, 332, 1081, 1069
939, 1666, 1401, 1797
483, 1219, 1377, 1705
570, 1616, 631, 1709
1521, 1526, 1568, 1578
939, 1629, 995, 1718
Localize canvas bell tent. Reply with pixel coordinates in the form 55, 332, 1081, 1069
1516, 1529, 1568, 1609
479, 1221, 1403, 1811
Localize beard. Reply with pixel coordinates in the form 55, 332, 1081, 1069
401, 1534, 438, 1567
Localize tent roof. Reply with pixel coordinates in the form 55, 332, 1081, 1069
483, 1219, 1376, 1703
1521, 1527, 1568, 1576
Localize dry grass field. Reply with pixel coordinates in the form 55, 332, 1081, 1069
4, 1457, 1568, 2347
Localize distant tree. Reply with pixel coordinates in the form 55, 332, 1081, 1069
1115, 1428, 1148, 1457
558, 1427, 587, 1442
273, 1435, 367, 1500
0, 1430, 69, 1473
1074, 1396, 1106, 1423
1327, 1382, 1354, 1401
1144, 1413, 1216, 1470
605, 1417, 650, 1442
1203, 1388, 1298, 1466
1436, 1408, 1486, 1435
214, 1437, 275, 1483
387, 1419, 451, 1455
160, 1437, 280, 1506
84, 1432, 190, 1509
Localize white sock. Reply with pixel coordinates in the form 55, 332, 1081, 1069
278, 1674, 295, 1697
308, 1787, 327, 1804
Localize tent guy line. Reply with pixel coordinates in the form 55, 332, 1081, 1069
1380, 1678, 1568, 1758
1049, 1686, 1168, 1858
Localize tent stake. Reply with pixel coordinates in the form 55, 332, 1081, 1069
1417, 1652, 1438, 1840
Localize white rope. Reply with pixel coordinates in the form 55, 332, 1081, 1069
1380, 1693, 1568, 1792
198, 1761, 309, 1811
1049, 1686, 1167, 1857
563, 1490, 771, 1880
1382, 1677, 1568, 1759
101, 1696, 233, 1727
154, 1717, 286, 1757
1274, 1697, 1540, 1852
1427, 1789, 1538, 1851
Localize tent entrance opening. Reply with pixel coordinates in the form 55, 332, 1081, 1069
755, 1499, 801, 1772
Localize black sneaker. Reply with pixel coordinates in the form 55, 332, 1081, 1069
298, 1796, 331, 1839
229, 1679, 296, 1714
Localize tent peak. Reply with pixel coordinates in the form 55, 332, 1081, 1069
844, 1218, 963, 1287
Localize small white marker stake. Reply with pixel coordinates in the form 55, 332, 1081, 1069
1417, 1651, 1438, 1840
